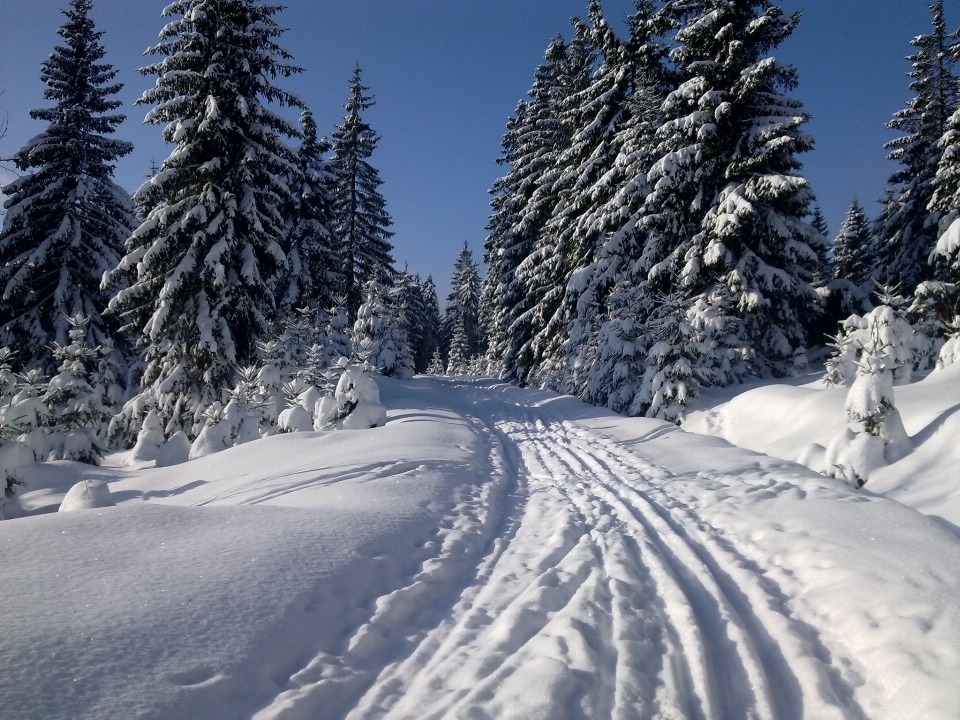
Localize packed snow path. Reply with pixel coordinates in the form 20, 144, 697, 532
261, 378, 960, 720
3, 377, 959, 720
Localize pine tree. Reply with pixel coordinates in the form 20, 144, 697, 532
105, 0, 303, 438
877, 0, 959, 290
483, 36, 593, 384
282, 109, 339, 315
810, 204, 833, 286
331, 67, 395, 322
929, 101, 960, 281
446, 313, 473, 375
833, 199, 874, 285
660, 0, 820, 379
511, 31, 596, 387
352, 278, 413, 378
0, 0, 134, 371
443, 242, 483, 366
418, 275, 442, 373
560, 1, 671, 401
323, 295, 352, 364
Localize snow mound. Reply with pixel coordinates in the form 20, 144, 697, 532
58, 480, 116, 512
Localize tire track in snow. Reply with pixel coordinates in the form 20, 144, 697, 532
251, 401, 518, 720
255, 378, 868, 719
349, 380, 861, 720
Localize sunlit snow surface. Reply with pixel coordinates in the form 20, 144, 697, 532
2, 377, 959, 719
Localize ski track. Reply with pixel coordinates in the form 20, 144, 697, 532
255, 378, 873, 720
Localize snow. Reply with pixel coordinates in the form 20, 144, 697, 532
2, 376, 959, 719
58, 479, 116, 512
685, 363, 960, 528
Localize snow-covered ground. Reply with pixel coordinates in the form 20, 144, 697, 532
685, 362, 960, 533
2, 376, 959, 719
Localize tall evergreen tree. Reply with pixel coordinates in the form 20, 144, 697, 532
560, 0, 671, 402
282, 109, 338, 315
877, 0, 959, 290
0, 0, 134, 371
418, 275, 442, 374
598, 0, 821, 418
833, 199, 874, 285
443, 242, 483, 366
330, 66, 395, 322
810, 204, 833, 286
483, 36, 590, 384
105, 0, 303, 438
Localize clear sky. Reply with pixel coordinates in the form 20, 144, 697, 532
0, 1, 956, 302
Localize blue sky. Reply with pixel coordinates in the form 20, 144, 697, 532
0, 1, 956, 301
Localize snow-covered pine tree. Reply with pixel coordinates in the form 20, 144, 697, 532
443, 242, 483, 366
826, 294, 914, 487
525, 1, 670, 391
323, 295, 353, 364
877, 0, 959, 291
36, 313, 111, 464
105, 0, 303, 439
510, 29, 597, 388
832, 199, 874, 285
0, 0, 134, 372
446, 313, 473, 375
396, 269, 425, 372
417, 275, 442, 373
483, 36, 587, 385
810, 204, 833, 286
352, 277, 413, 378
282, 109, 339, 316
330, 67, 395, 322
560, 1, 671, 402
610, 0, 819, 420
661, 0, 821, 379
929, 98, 960, 282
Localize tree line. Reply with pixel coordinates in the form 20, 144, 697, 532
479, 0, 960, 421
0, 0, 491, 471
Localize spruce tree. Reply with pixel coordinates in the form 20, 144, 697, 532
443, 242, 483, 366
639, 0, 820, 385
483, 36, 589, 384
930, 104, 960, 281
418, 275, 442, 373
352, 278, 413, 378
560, 1, 671, 402
105, 0, 303, 438
810, 204, 833, 286
0, 0, 134, 371
878, 0, 959, 290
833, 199, 874, 285
282, 109, 339, 315
330, 67, 395, 322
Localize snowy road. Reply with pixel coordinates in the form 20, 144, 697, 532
3, 377, 960, 719
259, 378, 960, 720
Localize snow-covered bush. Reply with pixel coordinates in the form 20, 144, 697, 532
31, 315, 111, 464
313, 361, 386, 430
256, 341, 286, 430
278, 382, 313, 433
58, 479, 116, 512
824, 290, 915, 388
937, 317, 960, 369
826, 301, 913, 487
128, 409, 165, 464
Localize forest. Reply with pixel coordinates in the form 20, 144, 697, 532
1, 0, 959, 493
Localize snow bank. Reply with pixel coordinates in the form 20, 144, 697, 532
1, 379, 507, 719
685, 363, 960, 526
